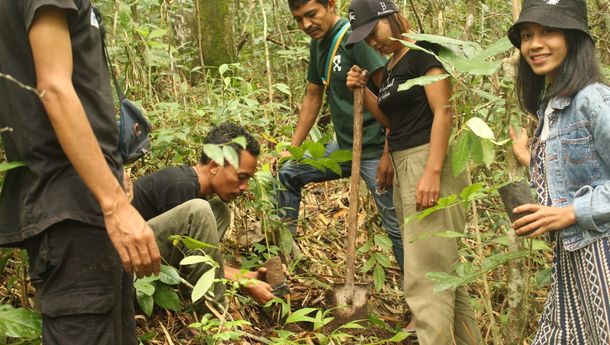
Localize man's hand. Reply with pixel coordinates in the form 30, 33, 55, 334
103, 193, 161, 278
346, 65, 369, 91
122, 170, 134, 202
512, 204, 576, 238
376, 152, 393, 192
241, 279, 277, 305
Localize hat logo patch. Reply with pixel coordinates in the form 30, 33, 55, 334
377, 2, 394, 16
348, 10, 356, 24
545, 0, 560, 5
380, 2, 387, 11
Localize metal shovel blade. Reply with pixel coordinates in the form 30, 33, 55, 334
332, 282, 369, 325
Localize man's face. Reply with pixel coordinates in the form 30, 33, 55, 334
291, 0, 336, 40
213, 150, 257, 202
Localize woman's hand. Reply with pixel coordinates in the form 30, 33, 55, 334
508, 127, 531, 167
512, 204, 576, 238
346, 65, 369, 91
416, 170, 441, 211
377, 152, 394, 192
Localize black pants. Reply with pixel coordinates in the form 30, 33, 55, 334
25, 220, 136, 345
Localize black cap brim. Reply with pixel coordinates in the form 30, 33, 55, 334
345, 19, 379, 48
507, 7, 591, 48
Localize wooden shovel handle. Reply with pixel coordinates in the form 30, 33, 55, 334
345, 87, 364, 289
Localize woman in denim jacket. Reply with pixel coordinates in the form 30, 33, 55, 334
507, 0, 610, 343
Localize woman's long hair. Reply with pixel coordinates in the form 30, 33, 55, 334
386, 12, 411, 39
516, 29, 605, 114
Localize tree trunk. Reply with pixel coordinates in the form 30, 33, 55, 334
199, 0, 235, 67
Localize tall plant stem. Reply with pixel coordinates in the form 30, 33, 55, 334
467, 167, 501, 343
258, 0, 274, 108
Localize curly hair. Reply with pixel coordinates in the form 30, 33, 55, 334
199, 122, 260, 164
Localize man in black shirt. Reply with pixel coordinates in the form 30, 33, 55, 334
0, 2, 160, 344
133, 123, 279, 306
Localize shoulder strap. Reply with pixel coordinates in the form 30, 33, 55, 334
92, 6, 125, 101
322, 21, 350, 89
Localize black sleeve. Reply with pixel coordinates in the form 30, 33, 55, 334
411, 42, 443, 77
23, 0, 78, 31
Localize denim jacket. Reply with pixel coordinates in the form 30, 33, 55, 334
532, 83, 610, 251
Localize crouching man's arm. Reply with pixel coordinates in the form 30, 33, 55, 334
224, 266, 277, 305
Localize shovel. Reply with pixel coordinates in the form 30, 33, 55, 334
332, 86, 369, 325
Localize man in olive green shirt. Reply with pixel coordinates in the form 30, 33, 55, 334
279, 0, 403, 271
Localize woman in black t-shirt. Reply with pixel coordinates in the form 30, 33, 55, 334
345, 1, 482, 344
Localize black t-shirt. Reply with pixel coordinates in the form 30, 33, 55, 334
378, 41, 443, 152
0, 0, 122, 245
132, 166, 200, 221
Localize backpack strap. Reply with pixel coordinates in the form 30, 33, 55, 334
322, 21, 350, 89
92, 6, 125, 101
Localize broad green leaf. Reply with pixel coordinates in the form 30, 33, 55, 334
136, 290, 154, 316
460, 182, 485, 201
374, 252, 391, 268
191, 268, 216, 303
153, 284, 181, 312
133, 277, 156, 296
203, 144, 224, 165
467, 131, 484, 164
472, 89, 504, 103
0, 305, 41, 339
328, 149, 352, 163
169, 235, 217, 250
219, 64, 229, 76
274, 83, 292, 96
439, 48, 502, 75
403, 33, 481, 57
373, 264, 385, 292
0, 161, 26, 172
531, 239, 552, 251
285, 307, 318, 324
320, 159, 341, 175
148, 29, 168, 39
387, 330, 409, 342
451, 133, 469, 177
286, 146, 304, 161
361, 256, 376, 273
475, 37, 512, 60
302, 141, 325, 159
431, 230, 465, 238
374, 234, 393, 251
426, 271, 477, 293
397, 74, 450, 92
159, 265, 183, 285
482, 140, 496, 168
356, 239, 373, 254
223, 145, 239, 168
231, 136, 247, 148
180, 255, 215, 266
466, 117, 495, 140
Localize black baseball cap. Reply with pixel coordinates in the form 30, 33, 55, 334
345, 0, 398, 48
507, 0, 590, 48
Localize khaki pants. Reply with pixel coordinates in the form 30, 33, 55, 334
392, 144, 482, 345
147, 198, 231, 306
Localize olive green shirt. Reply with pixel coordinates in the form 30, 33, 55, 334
307, 18, 387, 159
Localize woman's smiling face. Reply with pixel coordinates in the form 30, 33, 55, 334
519, 22, 568, 82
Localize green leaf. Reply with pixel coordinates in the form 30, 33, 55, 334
153, 284, 181, 312
397, 74, 450, 92
482, 140, 496, 168
403, 33, 481, 57
430, 230, 465, 238
474, 37, 513, 60
169, 235, 217, 250
467, 131, 484, 164
274, 83, 292, 96
531, 239, 552, 251
159, 265, 183, 285
203, 144, 224, 165
180, 255, 216, 266
327, 149, 352, 163
361, 256, 376, 273
466, 117, 495, 140
136, 290, 154, 317
319, 159, 342, 175
459, 182, 486, 201
0, 161, 26, 172
373, 264, 385, 292
439, 48, 502, 75
286, 146, 304, 161
191, 268, 216, 303
302, 141, 325, 159
374, 234, 393, 251
0, 305, 41, 339
374, 252, 391, 268
223, 145, 239, 168
387, 330, 409, 342
285, 307, 318, 324
231, 136, 247, 149
133, 278, 156, 296
452, 133, 469, 177
219, 64, 229, 76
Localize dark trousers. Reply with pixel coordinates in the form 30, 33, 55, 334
25, 220, 136, 345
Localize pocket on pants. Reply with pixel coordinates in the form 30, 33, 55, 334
40, 287, 114, 317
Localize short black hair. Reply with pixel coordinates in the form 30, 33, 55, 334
288, 0, 329, 11
516, 29, 605, 114
200, 122, 260, 164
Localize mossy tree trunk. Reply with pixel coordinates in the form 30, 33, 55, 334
199, 0, 235, 67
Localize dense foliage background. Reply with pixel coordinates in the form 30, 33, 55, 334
1, 0, 610, 344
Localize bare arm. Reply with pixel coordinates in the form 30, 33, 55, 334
416, 68, 453, 211
29, 6, 160, 277
509, 127, 531, 167
224, 266, 276, 305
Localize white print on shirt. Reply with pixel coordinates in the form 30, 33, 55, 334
545, 0, 559, 5
90, 10, 99, 28
378, 77, 394, 103
333, 55, 342, 72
